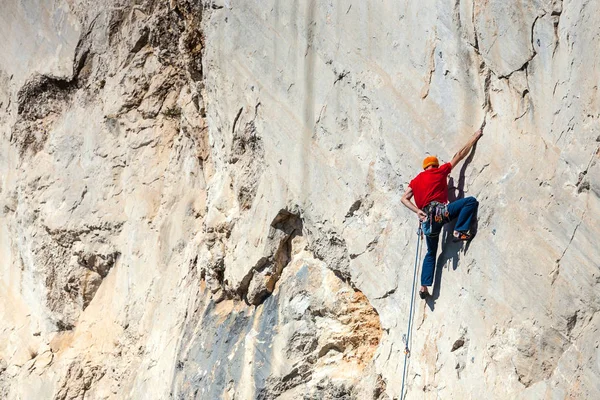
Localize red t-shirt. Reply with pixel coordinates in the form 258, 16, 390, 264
409, 163, 452, 209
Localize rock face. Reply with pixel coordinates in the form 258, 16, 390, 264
0, 0, 599, 399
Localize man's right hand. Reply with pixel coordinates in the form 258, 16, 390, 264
417, 209, 427, 221
451, 128, 483, 168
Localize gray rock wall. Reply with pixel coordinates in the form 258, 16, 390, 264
0, 0, 598, 399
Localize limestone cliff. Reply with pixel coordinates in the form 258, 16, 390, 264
0, 0, 599, 399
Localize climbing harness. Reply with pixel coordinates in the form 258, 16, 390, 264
421, 201, 450, 237
400, 223, 424, 400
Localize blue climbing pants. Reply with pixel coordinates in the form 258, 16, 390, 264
421, 196, 479, 286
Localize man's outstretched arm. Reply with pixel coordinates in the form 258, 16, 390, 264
450, 129, 483, 168
401, 187, 427, 221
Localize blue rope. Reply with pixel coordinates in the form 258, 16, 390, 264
400, 224, 423, 400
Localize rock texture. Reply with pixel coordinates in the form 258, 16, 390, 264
0, 0, 599, 399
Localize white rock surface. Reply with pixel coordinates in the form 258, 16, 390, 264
0, 0, 599, 398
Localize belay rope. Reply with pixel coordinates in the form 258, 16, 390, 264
400, 223, 424, 400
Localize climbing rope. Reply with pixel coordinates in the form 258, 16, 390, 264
400, 223, 424, 400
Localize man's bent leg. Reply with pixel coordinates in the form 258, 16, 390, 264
447, 196, 479, 233
421, 234, 440, 286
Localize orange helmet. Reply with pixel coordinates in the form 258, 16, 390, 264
422, 156, 439, 170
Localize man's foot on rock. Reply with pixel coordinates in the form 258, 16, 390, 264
453, 230, 473, 242
419, 289, 430, 299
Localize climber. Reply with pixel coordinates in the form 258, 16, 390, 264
401, 128, 483, 299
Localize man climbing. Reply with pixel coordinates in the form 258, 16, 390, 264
401, 128, 483, 299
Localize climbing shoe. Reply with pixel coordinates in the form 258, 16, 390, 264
453, 231, 473, 242
419, 290, 430, 299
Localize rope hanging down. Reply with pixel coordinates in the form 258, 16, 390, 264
400, 224, 424, 400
